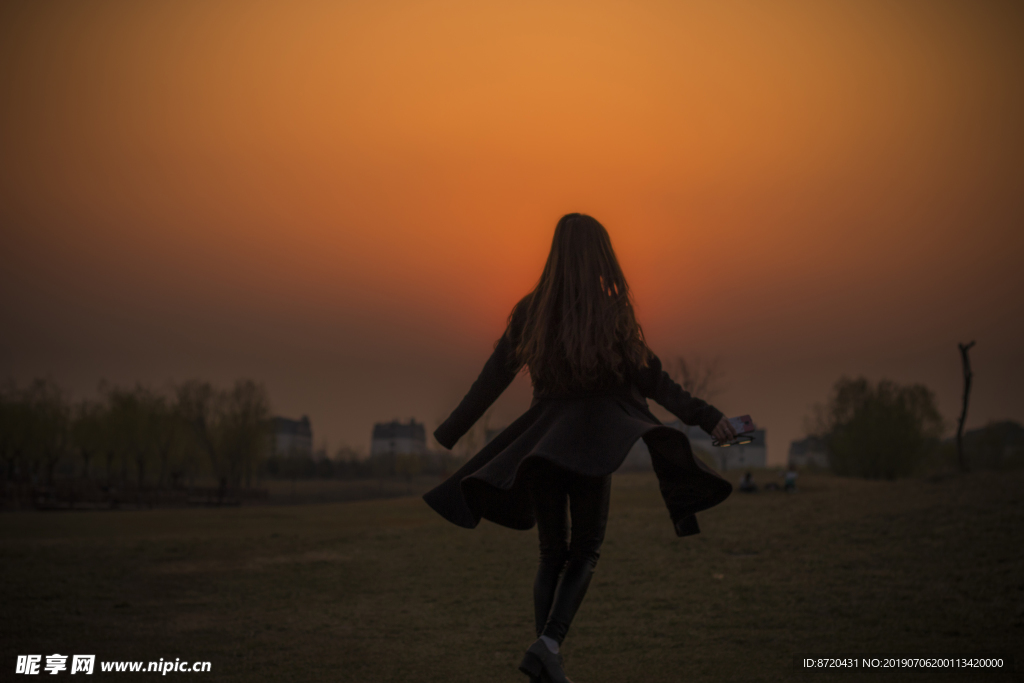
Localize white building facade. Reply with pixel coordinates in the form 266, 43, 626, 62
371, 418, 427, 456
270, 416, 313, 457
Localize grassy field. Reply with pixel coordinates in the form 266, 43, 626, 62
258, 475, 441, 505
2, 469, 1022, 682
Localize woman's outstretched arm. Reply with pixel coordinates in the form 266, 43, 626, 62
634, 352, 726, 436
433, 330, 521, 450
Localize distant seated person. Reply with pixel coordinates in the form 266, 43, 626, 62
738, 471, 758, 493
784, 464, 798, 492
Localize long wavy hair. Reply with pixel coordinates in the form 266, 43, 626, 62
507, 213, 653, 393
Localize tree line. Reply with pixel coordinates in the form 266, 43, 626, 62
0, 376, 471, 505
0, 377, 272, 494
804, 375, 1023, 478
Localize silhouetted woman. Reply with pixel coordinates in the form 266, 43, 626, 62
424, 213, 737, 682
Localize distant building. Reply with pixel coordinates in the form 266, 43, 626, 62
371, 418, 427, 456
788, 435, 830, 469
620, 419, 767, 471
270, 416, 313, 457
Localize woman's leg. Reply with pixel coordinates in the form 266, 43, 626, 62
529, 460, 570, 638
540, 471, 612, 645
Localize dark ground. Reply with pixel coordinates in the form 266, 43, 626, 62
2, 469, 1022, 682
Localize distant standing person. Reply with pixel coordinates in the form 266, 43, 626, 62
784, 464, 798, 492
424, 213, 738, 683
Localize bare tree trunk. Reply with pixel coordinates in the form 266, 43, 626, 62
956, 341, 975, 473
157, 446, 170, 490
45, 453, 59, 486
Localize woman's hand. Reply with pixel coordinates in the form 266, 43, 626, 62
712, 416, 737, 443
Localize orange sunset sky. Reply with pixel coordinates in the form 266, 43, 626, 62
2, 0, 1022, 465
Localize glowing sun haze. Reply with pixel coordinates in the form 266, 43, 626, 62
2, 0, 1022, 463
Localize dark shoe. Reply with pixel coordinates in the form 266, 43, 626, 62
519, 639, 571, 683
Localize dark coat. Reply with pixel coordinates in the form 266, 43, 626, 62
423, 311, 733, 538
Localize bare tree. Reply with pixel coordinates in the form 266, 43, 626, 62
177, 380, 220, 480
0, 380, 27, 486
177, 379, 270, 489
956, 341, 975, 473
106, 385, 155, 489
127, 389, 188, 489
664, 355, 726, 403
72, 398, 109, 480
23, 378, 72, 486
220, 379, 271, 488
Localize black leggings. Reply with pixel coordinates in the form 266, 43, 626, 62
528, 458, 612, 644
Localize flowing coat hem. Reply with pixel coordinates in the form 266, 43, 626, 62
422, 393, 732, 538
